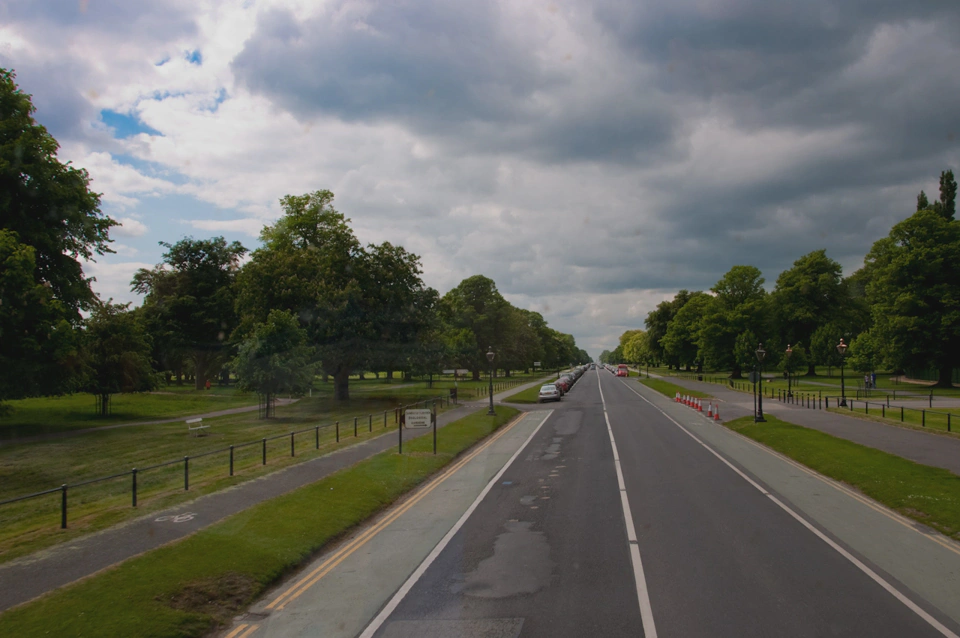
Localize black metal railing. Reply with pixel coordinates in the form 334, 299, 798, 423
0, 395, 455, 533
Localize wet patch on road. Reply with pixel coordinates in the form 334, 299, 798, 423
454, 521, 552, 599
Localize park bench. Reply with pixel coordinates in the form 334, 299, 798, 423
186, 418, 209, 436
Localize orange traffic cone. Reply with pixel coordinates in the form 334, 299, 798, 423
675, 392, 681, 402
698, 399, 703, 412
714, 405, 720, 420
707, 403, 713, 417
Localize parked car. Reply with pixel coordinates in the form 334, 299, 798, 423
538, 384, 561, 403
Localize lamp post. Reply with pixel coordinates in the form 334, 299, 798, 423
837, 338, 848, 407
755, 343, 767, 422
785, 344, 793, 399
486, 347, 496, 416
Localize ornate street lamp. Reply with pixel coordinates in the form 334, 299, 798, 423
755, 343, 767, 422
785, 344, 793, 399
486, 347, 496, 416
837, 338, 848, 407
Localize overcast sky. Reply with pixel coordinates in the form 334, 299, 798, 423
2, 0, 958, 357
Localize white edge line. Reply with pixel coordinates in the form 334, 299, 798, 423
358, 410, 553, 638
598, 371, 658, 638
621, 379, 960, 638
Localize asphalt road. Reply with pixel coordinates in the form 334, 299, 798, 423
366, 368, 955, 638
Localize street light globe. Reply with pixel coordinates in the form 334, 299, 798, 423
837, 338, 848, 355
785, 344, 793, 357
756, 343, 766, 362
486, 347, 495, 363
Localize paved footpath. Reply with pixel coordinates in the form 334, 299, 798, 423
654, 374, 960, 476
0, 378, 548, 613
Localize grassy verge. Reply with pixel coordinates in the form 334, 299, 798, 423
504, 378, 556, 403
724, 415, 960, 541
0, 406, 520, 637
826, 404, 959, 437
639, 378, 712, 400
0, 391, 455, 563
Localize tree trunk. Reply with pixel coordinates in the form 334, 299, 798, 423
935, 365, 955, 388
387, 370, 394, 380
472, 369, 481, 381
334, 369, 350, 401
358, 372, 365, 380
806, 363, 817, 376
730, 364, 743, 379
428, 373, 433, 388
504, 369, 512, 378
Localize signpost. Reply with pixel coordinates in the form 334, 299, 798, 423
399, 408, 437, 455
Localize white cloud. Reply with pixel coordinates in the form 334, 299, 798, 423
82, 259, 154, 306
113, 217, 149, 238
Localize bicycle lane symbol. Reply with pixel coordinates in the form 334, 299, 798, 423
154, 512, 196, 523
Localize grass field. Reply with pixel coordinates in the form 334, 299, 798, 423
724, 415, 960, 542
0, 382, 461, 563
0, 406, 520, 637
827, 402, 959, 436
503, 377, 558, 403
639, 377, 712, 400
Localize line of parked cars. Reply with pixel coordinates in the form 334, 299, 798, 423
538, 365, 591, 403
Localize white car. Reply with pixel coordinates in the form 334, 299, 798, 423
538, 384, 561, 403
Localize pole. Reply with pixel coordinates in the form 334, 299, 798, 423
757, 365, 765, 422
839, 359, 847, 407
132, 469, 138, 507
229, 446, 234, 476
487, 362, 496, 416
61, 484, 67, 529
184, 456, 189, 490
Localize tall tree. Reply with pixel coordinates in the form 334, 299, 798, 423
699, 266, 769, 377
645, 290, 692, 368
440, 275, 513, 380
0, 230, 81, 410
771, 250, 846, 375
235, 191, 432, 399
932, 170, 957, 220
866, 207, 960, 387
0, 69, 115, 319
660, 292, 711, 372
80, 303, 157, 416
132, 237, 247, 389
231, 310, 315, 418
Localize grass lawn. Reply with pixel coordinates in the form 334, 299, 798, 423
724, 415, 960, 541
503, 377, 559, 403
827, 402, 960, 436
0, 383, 459, 563
0, 406, 520, 638
639, 377, 712, 400
0, 389, 260, 440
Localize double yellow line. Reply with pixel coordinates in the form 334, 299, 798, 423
262, 414, 523, 613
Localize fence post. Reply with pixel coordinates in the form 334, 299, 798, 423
930, 392, 933, 408
336, 421, 340, 442
369, 414, 372, 433
949, 413, 952, 432
315, 426, 319, 449
184, 456, 189, 490
132, 469, 138, 507
61, 484, 67, 529
865, 402, 869, 415
229, 446, 234, 476
901, 406, 904, 422
354, 417, 358, 437
384, 411, 387, 428
262, 438, 267, 465
290, 432, 295, 457
887, 395, 890, 408
922, 410, 926, 427
882, 405, 885, 418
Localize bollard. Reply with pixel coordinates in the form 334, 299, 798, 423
230, 446, 234, 476
949, 414, 952, 432
901, 407, 904, 422
336, 421, 340, 442
262, 438, 267, 465
184, 456, 189, 491
882, 405, 885, 418
132, 469, 138, 507
61, 484, 67, 529
354, 417, 358, 437
316, 426, 320, 449
922, 410, 926, 427
384, 411, 388, 428
369, 414, 372, 432
291, 432, 295, 457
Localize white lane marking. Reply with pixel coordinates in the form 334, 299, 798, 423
598, 371, 658, 638
620, 379, 960, 638
358, 411, 553, 638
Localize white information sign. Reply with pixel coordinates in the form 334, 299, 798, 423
533, 361, 541, 367
405, 409, 432, 428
